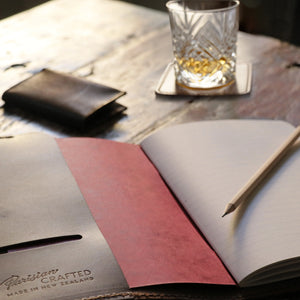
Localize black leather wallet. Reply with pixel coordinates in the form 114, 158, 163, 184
2, 69, 126, 129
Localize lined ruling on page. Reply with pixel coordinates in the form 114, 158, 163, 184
141, 120, 300, 286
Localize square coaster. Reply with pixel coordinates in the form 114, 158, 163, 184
155, 63, 252, 96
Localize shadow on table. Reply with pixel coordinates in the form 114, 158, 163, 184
3, 103, 127, 137
0, 0, 50, 20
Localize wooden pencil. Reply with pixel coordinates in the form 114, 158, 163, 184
222, 125, 300, 217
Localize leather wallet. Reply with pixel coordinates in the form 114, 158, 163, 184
2, 69, 126, 129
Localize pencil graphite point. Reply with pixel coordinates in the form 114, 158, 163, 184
222, 203, 236, 217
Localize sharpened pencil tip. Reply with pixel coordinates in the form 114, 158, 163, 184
222, 203, 236, 218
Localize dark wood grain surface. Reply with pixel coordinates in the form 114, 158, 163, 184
1, 0, 299, 143
0, 1, 299, 299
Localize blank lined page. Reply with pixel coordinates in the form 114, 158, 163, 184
141, 120, 300, 285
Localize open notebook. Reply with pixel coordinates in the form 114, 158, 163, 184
1, 119, 299, 299
140, 120, 300, 287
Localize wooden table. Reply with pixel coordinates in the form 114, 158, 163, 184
0, 0, 300, 299
1, 0, 299, 143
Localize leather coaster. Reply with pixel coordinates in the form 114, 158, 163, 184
156, 63, 252, 96
2, 69, 126, 129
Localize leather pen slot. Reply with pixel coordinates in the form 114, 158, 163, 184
0, 235, 82, 254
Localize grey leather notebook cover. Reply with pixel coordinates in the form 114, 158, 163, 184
0, 134, 128, 300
